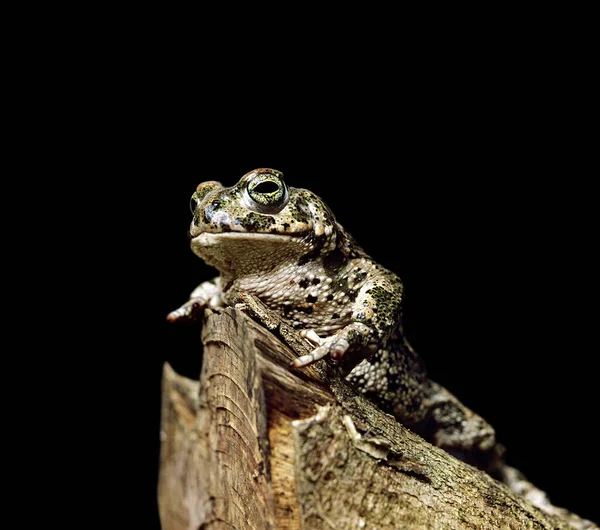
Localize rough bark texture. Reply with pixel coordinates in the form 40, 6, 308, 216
158, 303, 597, 530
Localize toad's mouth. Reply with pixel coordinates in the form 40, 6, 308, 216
190, 231, 303, 246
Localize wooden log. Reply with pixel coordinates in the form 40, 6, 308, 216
159, 307, 275, 529
158, 304, 597, 530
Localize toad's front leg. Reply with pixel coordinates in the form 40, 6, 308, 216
292, 268, 404, 372
167, 277, 224, 322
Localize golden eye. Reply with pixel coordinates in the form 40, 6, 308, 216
251, 180, 280, 196
246, 171, 289, 213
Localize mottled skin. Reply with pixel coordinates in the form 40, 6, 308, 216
169, 168, 500, 471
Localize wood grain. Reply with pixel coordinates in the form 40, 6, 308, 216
158, 305, 597, 529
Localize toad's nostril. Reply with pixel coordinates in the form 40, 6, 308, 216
195, 181, 223, 202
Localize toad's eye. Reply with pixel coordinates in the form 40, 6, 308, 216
245, 170, 289, 214
252, 180, 280, 195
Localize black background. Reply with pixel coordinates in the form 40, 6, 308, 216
24, 18, 597, 528
124, 149, 598, 526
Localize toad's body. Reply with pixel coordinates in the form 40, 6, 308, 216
169, 169, 498, 468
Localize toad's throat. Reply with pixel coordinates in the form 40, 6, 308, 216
190, 231, 316, 277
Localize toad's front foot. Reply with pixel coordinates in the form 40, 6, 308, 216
291, 323, 376, 370
166, 278, 223, 323
166, 298, 206, 323
290, 330, 348, 368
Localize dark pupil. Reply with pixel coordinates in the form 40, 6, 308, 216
253, 181, 280, 195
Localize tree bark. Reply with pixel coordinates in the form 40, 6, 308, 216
158, 301, 597, 530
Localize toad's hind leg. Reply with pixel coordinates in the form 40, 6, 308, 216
345, 331, 432, 425
346, 331, 502, 472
